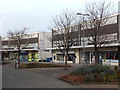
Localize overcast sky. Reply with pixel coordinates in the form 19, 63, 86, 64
0, 0, 119, 36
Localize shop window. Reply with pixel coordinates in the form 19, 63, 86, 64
105, 52, 118, 60
57, 55, 64, 61
106, 52, 110, 59
68, 54, 76, 61
115, 53, 118, 60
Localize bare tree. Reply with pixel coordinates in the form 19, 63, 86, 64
49, 9, 80, 70
84, 1, 115, 65
7, 27, 30, 68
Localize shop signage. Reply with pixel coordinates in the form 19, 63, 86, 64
92, 56, 95, 63
102, 59, 111, 65
81, 57, 85, 62
56, 51, 75, 54
111, 60, 119, 63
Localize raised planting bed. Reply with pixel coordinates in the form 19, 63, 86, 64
58, 74, 86, 84
58, 65, 118, 84
19, 62, 72, 68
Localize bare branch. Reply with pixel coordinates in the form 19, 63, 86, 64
7, 27, 30, 51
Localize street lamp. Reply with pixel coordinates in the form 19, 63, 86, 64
77, 13, 89, 64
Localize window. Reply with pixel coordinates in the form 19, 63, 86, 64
99, 52, 118, 60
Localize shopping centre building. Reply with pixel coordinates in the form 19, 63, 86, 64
49, 13, 119, 66
1, 32, 52, 62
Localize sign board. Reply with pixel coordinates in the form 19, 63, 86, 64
92, 56, 95, 63
81, 57, 85, 62
102, 59, 111, 65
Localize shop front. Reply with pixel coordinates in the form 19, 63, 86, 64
2, 51, 10, 61
27, 51, 39, 62
98, 51, 119, 66
9, 50, 39, 62
53, 50, 76, 63
79, 47, 119, 66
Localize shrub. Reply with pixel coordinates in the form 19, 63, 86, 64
95, 75, 104, 82
70, 65, 92, 75
114, 66, 118, 71
106, 74, 118, 82
90, 65, 110, 73
85, 74, 95, 82
70, 65, 118, 82
104, 69, 116, 75
71, 65, 115, 75
94, 72, 106, 82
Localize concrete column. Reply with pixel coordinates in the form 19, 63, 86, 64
75, 49, 80, 64
89, 52, 91, 64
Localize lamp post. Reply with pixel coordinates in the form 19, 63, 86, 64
77, 13, 89, 64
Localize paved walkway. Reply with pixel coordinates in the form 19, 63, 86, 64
2, 63, 77, 88
2, 63, 119, 88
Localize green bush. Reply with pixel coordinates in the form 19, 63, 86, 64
70, 65, 92, 75
86, 74, 95, 82
90, 65, 110, 73
106, 74, 118, 82
104, 69, 116, 75
71, 65, 118, 82
114, 66, 118, 71
94, 72, 106, 82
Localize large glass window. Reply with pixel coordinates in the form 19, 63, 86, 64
68, 54, 76, 61
57, 54, 64, 61
99, 52, 118, 60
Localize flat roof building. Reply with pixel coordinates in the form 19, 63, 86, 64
50, 13, 119, 66
1, 32, 52, 62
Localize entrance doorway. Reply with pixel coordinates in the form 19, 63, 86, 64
68, 54, 76, 63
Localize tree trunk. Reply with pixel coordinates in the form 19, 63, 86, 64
94, 47, 98, 65
8, 52, 11, 64
15, 50, 20, 69
18, 50, 20, 68
64, 53, 68, 70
